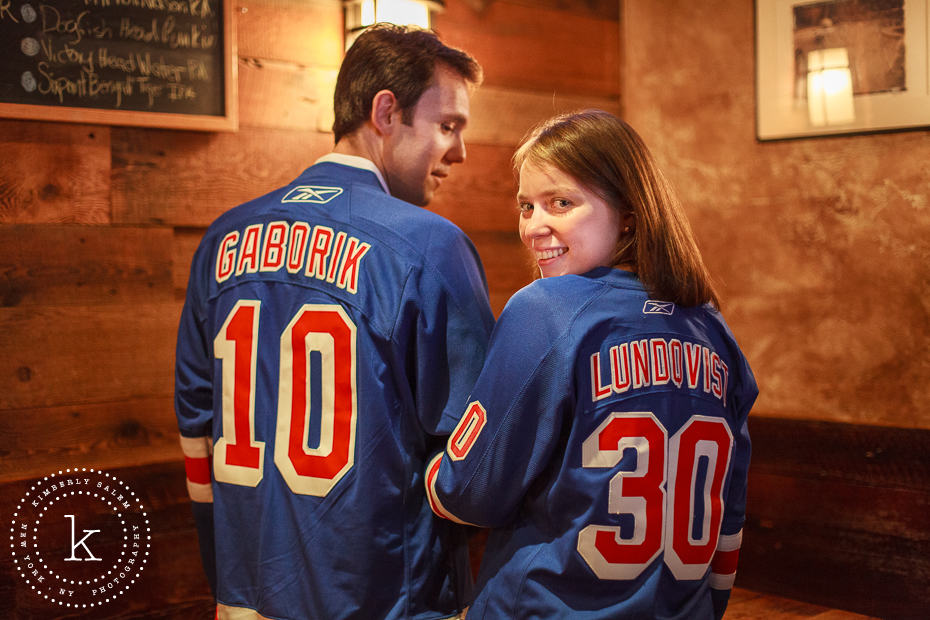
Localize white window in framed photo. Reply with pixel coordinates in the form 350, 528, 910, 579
756, 0, 929, 139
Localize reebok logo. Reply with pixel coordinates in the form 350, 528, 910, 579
282, 186, 344, 204
643, 300, 675, 315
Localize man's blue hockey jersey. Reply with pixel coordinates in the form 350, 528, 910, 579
175, 158, 495, 619
427, 267, 757, 619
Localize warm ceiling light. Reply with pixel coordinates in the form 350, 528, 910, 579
344, 0, 445, 50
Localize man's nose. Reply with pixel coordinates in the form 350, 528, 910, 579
447, 133, 466, 164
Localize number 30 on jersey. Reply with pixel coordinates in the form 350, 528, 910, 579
212, 300, 358, 497
578, 412, 733, 581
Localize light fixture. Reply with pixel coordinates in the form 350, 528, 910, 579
806, 48, 855, 127
344, 0, 446, 50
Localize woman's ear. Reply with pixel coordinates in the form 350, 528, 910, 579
371, 90, 399, 136
620, 211, 635, 234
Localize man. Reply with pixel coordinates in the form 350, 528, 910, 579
175, 24, 494, 620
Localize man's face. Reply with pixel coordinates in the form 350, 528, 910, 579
382, 64, 470, 206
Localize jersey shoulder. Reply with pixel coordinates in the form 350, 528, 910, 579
501, 269, 644, 332
493, 273, 614, 356
348, 184, 475, 262
188, 161, 476, 277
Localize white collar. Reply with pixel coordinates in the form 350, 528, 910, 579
313, 153, 390, 195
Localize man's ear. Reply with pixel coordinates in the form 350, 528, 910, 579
371, 90, 399, 136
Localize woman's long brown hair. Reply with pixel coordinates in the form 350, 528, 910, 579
513, 109, 720, 308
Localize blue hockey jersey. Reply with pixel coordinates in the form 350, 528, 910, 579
175, 158, 495, 619
427, 267, 757, 619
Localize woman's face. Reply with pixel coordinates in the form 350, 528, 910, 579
517, 161, 624, 278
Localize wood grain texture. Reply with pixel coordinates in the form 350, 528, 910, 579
468, 86, 621, 147
111, 126, 537, 229
173, 228, 208, 299
111, 125, 333, 226
481, 0, 620, 20
726, 588, 877, 619
468, 231, 532, 316
0, 226, 173, 308
0, 302, 181, 410
0, 461, 213, 619
0, 121, 111, 224
237, 0, 343, 65
740, 417, 930, 618
429, 143, 519, 232
234, 59, 620, 144
434, 0, 620, 98
749, 417, 930, 493
238, 58, 338, 132
0, 397, 180, 484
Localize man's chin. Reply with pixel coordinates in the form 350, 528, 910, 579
408, 191, 432, 207
392, 184, 430, 207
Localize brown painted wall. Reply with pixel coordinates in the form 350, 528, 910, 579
622, 0, 930, 429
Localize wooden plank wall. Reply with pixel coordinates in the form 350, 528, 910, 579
739, 417, 930, 618
0, 0, 620, 616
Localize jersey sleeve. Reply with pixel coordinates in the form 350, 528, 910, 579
175, 244, 214, 442
710, 353, 757, 618
403, 225, 495, 437
173, 244, 218, 596
426, 283, 577, 527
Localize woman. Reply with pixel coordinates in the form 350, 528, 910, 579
425, 110, 757, 619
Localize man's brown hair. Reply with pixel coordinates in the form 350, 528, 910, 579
333, 24, 482, 143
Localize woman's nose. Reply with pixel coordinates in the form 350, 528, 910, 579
523, 208, 551, 238
520, 209, 552, 247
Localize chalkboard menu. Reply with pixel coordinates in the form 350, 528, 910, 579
0, 0, 236, 131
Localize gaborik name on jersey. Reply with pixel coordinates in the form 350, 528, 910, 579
214, 220, 371, 294
589, 338, 729, 405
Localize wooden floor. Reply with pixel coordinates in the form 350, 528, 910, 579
728, 588, 878, 619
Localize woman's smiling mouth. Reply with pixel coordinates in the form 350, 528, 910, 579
536, 248, 567, 261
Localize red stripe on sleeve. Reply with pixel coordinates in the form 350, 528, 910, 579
184, 456, 212, 485
425, 454, 444, 515
711, 547, 740, 576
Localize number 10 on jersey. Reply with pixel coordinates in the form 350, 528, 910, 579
212, 300, 358, 497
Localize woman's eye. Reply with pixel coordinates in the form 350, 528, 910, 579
554, 199, 572, 208
441, 123, 456, 132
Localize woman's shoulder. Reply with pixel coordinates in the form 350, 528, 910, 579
512, 269, 641, 307
513, 273, 603, 304
497, 274, 617, 338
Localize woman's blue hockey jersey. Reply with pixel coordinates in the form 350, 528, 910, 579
428, 268, 757, 619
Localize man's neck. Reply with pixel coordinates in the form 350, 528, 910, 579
324, 132, 391, 195
333, 131, 385, 174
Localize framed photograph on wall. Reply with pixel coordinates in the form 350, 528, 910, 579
756, 0, 930, 140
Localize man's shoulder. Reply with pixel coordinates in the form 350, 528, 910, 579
192, 162, 475, 278
339, 190, 471, 261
